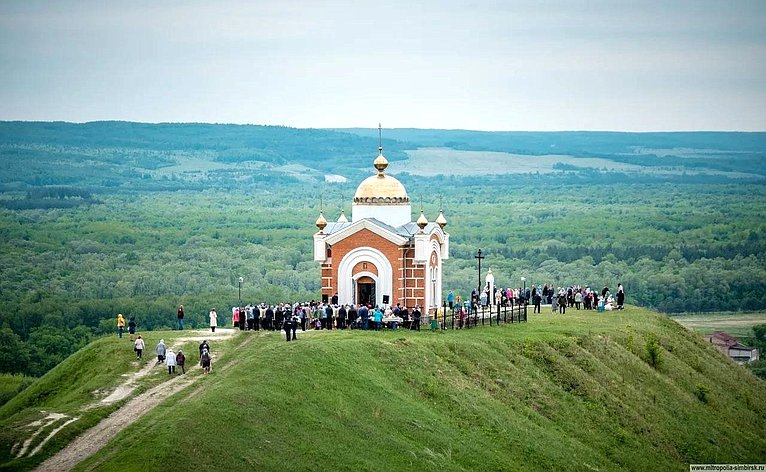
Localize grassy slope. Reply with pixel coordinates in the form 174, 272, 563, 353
64, 307, 766, 472
0, 331, 214, 470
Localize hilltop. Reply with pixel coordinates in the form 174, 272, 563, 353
1, 307, 764, 471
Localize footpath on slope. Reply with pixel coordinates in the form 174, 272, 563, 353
32, 328, 240, 472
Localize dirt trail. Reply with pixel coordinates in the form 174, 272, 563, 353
32, 328, 239, 472
95, 328, 236, 408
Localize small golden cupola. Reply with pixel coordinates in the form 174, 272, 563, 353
416, 210, 428, 231
315, 211, 327, 232
436, 210, 447, 229
337, 209, 349, 224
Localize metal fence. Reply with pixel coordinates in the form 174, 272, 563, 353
429, 301, 528, 330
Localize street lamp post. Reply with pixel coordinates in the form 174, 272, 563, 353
521, 277, 526, 304
238, 276, 243, 305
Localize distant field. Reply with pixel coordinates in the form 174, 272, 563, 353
399, 147, 763, 178
398, 148, 640, 176
671, 312, 766, 337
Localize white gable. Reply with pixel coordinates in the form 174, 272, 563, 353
323, 219, 409, 246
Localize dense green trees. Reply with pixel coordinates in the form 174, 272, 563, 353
0, 122, 764, 377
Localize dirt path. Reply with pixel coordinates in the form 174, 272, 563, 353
33, 329, 239, 472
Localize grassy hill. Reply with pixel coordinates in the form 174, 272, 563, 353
1, 307, 764, 471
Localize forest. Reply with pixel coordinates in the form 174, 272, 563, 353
0, 121, 764, 377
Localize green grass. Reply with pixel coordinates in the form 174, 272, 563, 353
0, 329, 233, 470
671, 311, 766, 337
3, 308, 766, 471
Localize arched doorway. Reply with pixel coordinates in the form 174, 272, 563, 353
356, 276, 376, 306
337, 247, 393, 307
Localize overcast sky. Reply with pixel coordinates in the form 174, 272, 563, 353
1, 0, 764, 131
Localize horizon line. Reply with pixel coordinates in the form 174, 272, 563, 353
1, 119, 765, 134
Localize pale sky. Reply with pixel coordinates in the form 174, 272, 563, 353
1, 0, 765, 131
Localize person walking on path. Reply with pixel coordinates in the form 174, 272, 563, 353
156, 339, 167, 366
116, 313, 126, 338
198, 340, 210, 361
128, 317, 137, 341
176, 350, 186, 374
134, 336, 145, 359
200, 348, 211, 374
209, 308, 218, 332
165, 348, 177, 374
177, 305, 185, 330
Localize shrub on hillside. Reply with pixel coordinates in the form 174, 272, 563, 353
644, 333, 663, 369
694, 383, 710, 404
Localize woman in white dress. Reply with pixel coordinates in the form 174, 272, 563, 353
209, 308, 218, 332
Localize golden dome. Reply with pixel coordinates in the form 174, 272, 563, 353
337, 210, 348, 223
353, 142, 410, 206
315, 212, 327, 231
416, 210, 428, 230
435, 210, 447, 229
353, 174, 409, 204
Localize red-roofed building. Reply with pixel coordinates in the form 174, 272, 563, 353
704, 331, 760, 364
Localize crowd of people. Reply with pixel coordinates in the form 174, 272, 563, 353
219, 301, 426, 341
529, 283, 625, 314
130, 336, 211, 374
118, 284, 626, 366
460, 283, 625, 314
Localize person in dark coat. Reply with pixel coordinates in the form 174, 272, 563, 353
412, 306, 421, 331
337, 305, 347, 329
128, 317, 137, 341
617, 284, 625, 310
283, 305, 293, 330
176, 350, 186, 374
358, 304, 369, 330
325, 304, 334, 330
399, 306, 409, 329
298, 305, 306, 331
291, 314, 299, 340
283, 316, 292, 342
347, 305, 357, 328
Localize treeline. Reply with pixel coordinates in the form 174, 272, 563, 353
1, 123, 765, 378
497, 240, 766, 265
